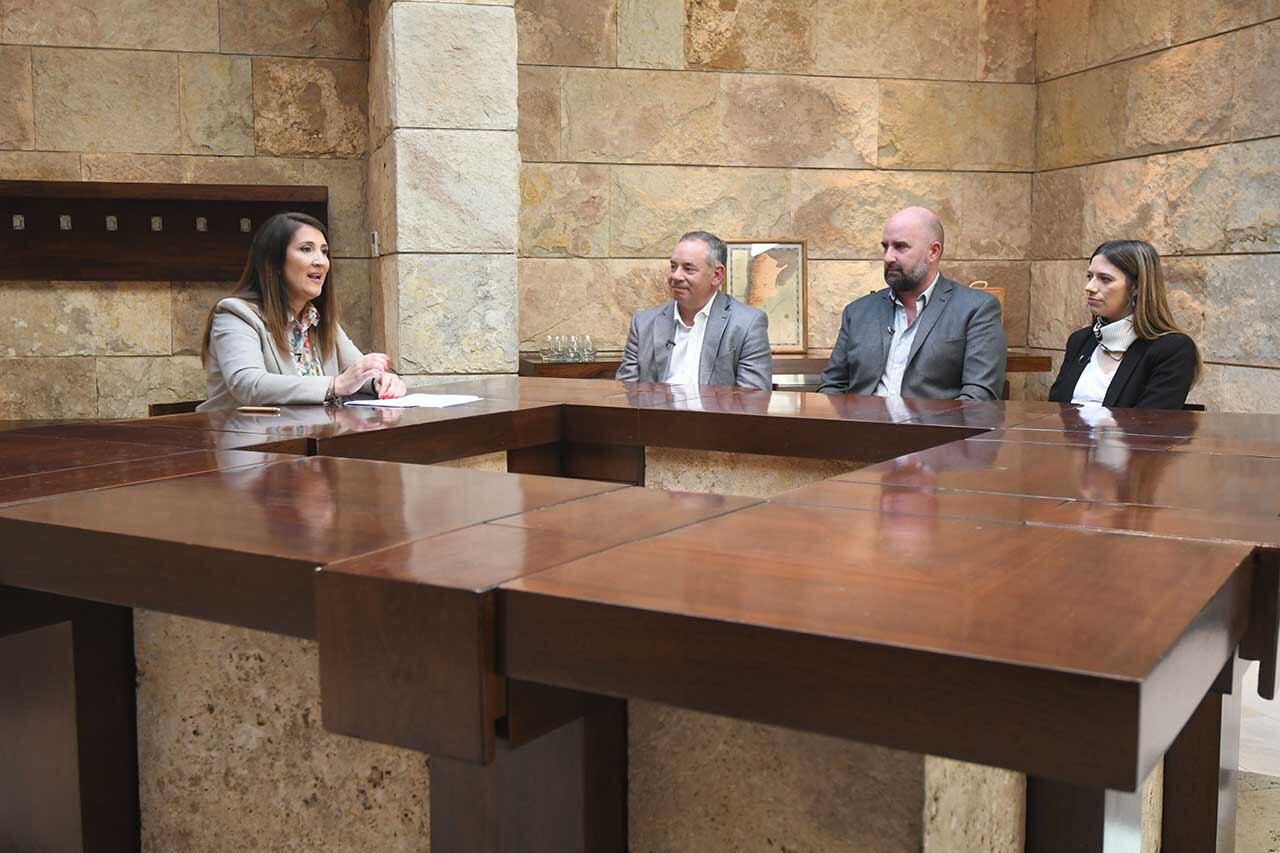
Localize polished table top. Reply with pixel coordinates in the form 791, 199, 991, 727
1, 379, 1277, 793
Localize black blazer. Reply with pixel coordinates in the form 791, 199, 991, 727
1048, 327, 1198, 410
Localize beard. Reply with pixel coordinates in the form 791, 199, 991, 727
884, 258, 929, 293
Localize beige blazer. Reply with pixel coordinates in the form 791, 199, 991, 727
198, 297, 368, 411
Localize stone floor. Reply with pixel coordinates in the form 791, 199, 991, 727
1240, 662, 1280, 852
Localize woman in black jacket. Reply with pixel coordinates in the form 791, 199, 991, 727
1048, 240, 1200, 410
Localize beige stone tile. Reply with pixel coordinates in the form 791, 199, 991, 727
944, 260, 1031, 347
923, 757, 1024, 853
0, 46, 34, 150
1034, 0, 1090, 80
1031, 167, 1087, 261
629, 701, 921, 852
789, 170, 963, 261
720, 73, 877, 169
0, 150, 80, 180
806, 260, 883, 350
32, 48, 180, 154
1122, 36, 1235, 158
368, 0, 395, 150
567, 68, 873, 168
1196, 253, 1280, 367
390, 2, 517, 131
518, 65, 562, 161
171, 282, 234, 356
0, 356, 97, 419
1236, 769, 1280, 852
0, 281, 171, 357
0, 0, 218, 51
389, 128, 518, 253
368, 142, 397, 250
332, 258, 372, 353
517, 0, 617, 66
179, 54, 253, 156
816, 0, 978, 80
956, 172, 1032, 260
1231, 20, 1280, 142
372, 253, 399, 359
618, 0, 684, 69
977, 0, 1035, 82
302, 158, 370, 259
1193, 362, 1280, 414
396, 253, 518, 374
878, 81, 1034, 171
1170, 0, 1279, 43
1027, 260, 1092, 350
1011, 346, 1065, 402
1158, 255, 1209, 342
1036, 64, 1130, 170
609, 164, 792, 258
1085, 0, 1172, 67
562, 68, 719, 164
253, 58, 368, 158
686, 0, 816, 73
133, 612, 429, 852
1080, 155, 1169, 255
218, 0, 369, 59
80, 152, 308, 185
96, 355, 204, 418
1163, 137, 1280, 255
517, 257, 668, 350
519, 163, 609, 257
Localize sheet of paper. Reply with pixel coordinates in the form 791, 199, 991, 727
344, 393, 483, 409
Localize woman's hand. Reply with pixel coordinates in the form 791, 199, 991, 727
374, 372, 407, 399
333, 353, 391, 397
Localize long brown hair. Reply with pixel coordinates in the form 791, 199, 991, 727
200, 212, 339, 365
1090, 239, 1201, 384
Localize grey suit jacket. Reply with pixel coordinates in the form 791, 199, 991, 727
817, 276, 1006, 400
198, 297, 370, 411
615, 292, 773, 390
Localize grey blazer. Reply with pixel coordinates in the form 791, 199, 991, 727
198, 297, 370, 411
817, 276, 1006, 401
615, 292, 773, 390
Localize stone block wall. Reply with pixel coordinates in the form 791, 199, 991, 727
1027, 4, 1280, 412
514, 0, 1037, 354
0, 0, 372, 419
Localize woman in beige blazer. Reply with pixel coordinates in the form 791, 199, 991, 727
198, 212, 405, 411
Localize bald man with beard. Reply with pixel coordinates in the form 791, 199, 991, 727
817, 206, 1006, 401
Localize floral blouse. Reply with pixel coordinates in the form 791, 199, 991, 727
287, 304, 324, 377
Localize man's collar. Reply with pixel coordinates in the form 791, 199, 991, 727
889, 272, 940, 309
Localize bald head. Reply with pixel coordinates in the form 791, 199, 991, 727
886, 206, 944, 253
881, 206, 944, 295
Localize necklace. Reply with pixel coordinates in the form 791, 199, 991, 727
1098, 345, 1124, 362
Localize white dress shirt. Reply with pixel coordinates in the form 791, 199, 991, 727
663, 296, 715, 385
875, 273, 939, 397
1071, 348, 1121, 406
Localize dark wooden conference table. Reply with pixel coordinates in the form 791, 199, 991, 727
1, 378, 1278, 852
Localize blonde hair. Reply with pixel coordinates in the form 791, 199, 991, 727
1091, 240, 1201, 385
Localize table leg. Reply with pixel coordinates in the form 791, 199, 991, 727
1161, 656, 1243, 853
429, 697, 627, 853
1025, 776, 1145, 853
0, 586, 139, 852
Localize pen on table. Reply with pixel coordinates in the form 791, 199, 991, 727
236, 406, 281, 414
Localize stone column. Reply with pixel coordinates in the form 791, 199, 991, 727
368, 0, 520, 383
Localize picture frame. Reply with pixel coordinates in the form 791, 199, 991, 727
721, 239, 807, 354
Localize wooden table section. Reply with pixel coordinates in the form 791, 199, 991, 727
1, 381, 1277, 853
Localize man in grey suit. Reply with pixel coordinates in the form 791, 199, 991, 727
818, 207, 1006, 400
615, 231, 773, 390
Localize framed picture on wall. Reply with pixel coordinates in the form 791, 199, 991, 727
722, 239, 807, 354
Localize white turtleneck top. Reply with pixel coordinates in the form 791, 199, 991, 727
1071, 315, 1138, 406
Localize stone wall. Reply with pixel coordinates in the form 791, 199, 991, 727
514, 0, 1037, 355
1027, 5, 1280, 412
0, 0, 372, 419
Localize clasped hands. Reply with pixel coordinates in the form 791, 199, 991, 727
333, 353, 407, 400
